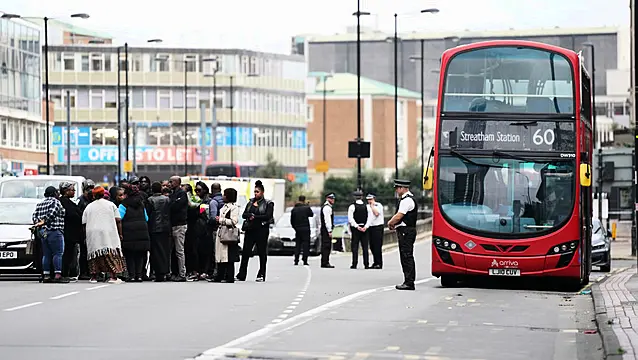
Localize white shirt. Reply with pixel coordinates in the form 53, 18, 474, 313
348, 200, 367, 228
366, 202, 384, 227
321, 202, 333, 232
396, 191, 416, 228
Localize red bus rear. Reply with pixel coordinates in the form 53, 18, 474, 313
428, 40, 594, 290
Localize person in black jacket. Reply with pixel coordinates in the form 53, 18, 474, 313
290, 195, 313, 266
236, 180, 274, 282
119, 184, 150, 282
146, 182, 171, 282
168, 176, 188, 282
77, 179, 95, 280
59, 182, 83, 280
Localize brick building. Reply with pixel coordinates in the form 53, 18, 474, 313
306, 72, 423, 193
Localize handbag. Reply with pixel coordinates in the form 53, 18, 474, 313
218, 207, 240, 245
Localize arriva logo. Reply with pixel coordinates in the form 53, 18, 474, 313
490, 259, 519, 267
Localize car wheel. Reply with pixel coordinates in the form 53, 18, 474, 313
600, 255, 611, 273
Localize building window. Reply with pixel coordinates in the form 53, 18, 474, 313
185, 55, 197, 72
90, 90, 103, 109
307, 105, 314, 122
105, 89, 117, 108
307, 143, 314, 160
157, 54, 170, 72
131, 54, 142, 72
146, 89, 157, 108
91, 53, 102, 71
81, 54, 89, 71
63, 53, 75, 71
249, 57, 257, 75
104, 54, 112, 71
26, 123, 32, 148
186, 90, 197, 108
159, 90, 170, 109
132, 89, 144, 108
172, 89, 184, 108
241, 56, 249, 74
0, 119, 6, 146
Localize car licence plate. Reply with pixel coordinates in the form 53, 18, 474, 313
489, 268, 520, 276
283, 241, 296, 247
0, 251, 17, 260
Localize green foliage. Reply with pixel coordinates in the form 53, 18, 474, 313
255, 153, 302, 201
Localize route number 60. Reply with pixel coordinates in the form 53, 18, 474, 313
533, 129, 555, 146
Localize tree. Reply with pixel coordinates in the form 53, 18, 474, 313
255, 153, 300, 201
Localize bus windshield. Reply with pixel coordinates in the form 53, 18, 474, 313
438, 155, 574, 236
442, 46, 574, 114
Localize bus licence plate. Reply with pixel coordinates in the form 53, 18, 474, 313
489, 268, 520, 276
0, 251, 17, 260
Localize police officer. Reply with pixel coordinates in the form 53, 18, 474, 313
387, 179, 418, 290
366, 194, 384, 269
348, 190, 369, 269
320, 193, 336, 268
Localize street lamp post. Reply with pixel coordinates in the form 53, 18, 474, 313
321, 74, 334, 182
352, 1, 370, 191
410, 39, 426, 195
229, 75, 234, 169
203, 57, 220, 163
390, 8, 439, 181
1, 13, 89, 175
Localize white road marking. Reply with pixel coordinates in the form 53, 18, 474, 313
50, 291, 79, 300
86, 284, 109, 291
3, 302, 43, 312
270, 265, 312, 325
198, 277, 436, 358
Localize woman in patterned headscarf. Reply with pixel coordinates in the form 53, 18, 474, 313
59, 181, 83, 281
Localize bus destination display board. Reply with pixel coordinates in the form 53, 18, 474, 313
439, 120, 575, 152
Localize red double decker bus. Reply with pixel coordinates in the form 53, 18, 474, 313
425, 40, 594, 290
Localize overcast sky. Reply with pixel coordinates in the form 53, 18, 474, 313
6, 0, 631, 53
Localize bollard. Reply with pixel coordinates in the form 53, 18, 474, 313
612, 222, 617, 240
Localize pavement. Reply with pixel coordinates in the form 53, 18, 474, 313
0, 233, 617, 360
610, 221, 636, 261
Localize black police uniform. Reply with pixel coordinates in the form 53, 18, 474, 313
320, 195, 335, 268
394, 180, 418, 289
350, 200, 369, 268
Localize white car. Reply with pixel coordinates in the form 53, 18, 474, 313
0, 198, 41, 275
0, 175, 85, 200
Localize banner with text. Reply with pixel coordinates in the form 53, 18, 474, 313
56, 146, 218, 164
439, 120, 576, 152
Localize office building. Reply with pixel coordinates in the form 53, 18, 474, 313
0, 14, 48, 175
306, 72, 422, 193
46, 44, 308, 182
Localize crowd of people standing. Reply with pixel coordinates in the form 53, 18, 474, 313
32, 176, 274, 284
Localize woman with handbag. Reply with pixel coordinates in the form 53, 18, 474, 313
211, 188, 239, 283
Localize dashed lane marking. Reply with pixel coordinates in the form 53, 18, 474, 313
385, 346, 400, 351
3, 302, 42, 312
196, 277, 437, 359
50, 291, 79, 300
269, 265, 311, 325
86, 284, 109, 291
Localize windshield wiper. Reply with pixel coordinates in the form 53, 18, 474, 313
510, 121, 538, 127
492, 150, 535, 163
449, 150, 501, 168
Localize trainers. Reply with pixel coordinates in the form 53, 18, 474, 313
187, 274, 199, 282
256, 276, 265, 282
108, 278, 123, 284
89, 278, 98, 283
173, 276, 187, 282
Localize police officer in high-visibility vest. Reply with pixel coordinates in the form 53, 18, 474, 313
387, 179, 418, 291
320, 193, 336, 268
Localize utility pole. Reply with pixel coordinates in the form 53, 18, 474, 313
66, 91, 71, 175
631, 0, 637, 258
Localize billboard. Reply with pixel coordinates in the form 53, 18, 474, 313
55, 146, 217, 164
52, 126, 91, 146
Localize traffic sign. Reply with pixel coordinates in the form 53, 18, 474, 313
315, 161, 329, 173
123, 160, 133, 172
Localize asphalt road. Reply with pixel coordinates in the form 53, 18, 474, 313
0, 236, 614, 360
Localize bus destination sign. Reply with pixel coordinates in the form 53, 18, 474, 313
439, 120, 575, 152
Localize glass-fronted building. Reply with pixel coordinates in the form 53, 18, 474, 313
0, 15, 46, 175
46, 45, 309, 182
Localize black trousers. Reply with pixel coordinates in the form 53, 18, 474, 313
350, 226, 369, 268
62, 241, 78, 278
123, 249, 147, 279
215, 245, 236, 283
185, 227, 199, 274
150, 232, 171, 278
369, 225, 384, 267
79, 239, 89, 276
320, 229, 332, 266
198, 231, 214, 275
294, 228, 311, 263
396, 226, 417, 286
237, 227, 269, 280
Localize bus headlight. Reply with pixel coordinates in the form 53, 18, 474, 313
434, 237, 463, 253
548, 241, 578, 255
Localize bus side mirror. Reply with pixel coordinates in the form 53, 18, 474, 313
579, 164, 591, 187
423, 168, 434, 190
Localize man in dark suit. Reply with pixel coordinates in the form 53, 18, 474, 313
290, 195, 314, 266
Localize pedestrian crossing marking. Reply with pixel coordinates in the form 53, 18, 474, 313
562, 329, 578, 333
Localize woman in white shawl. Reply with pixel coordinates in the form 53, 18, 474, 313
82, 186, 125, 284
211, 188, 239, 283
